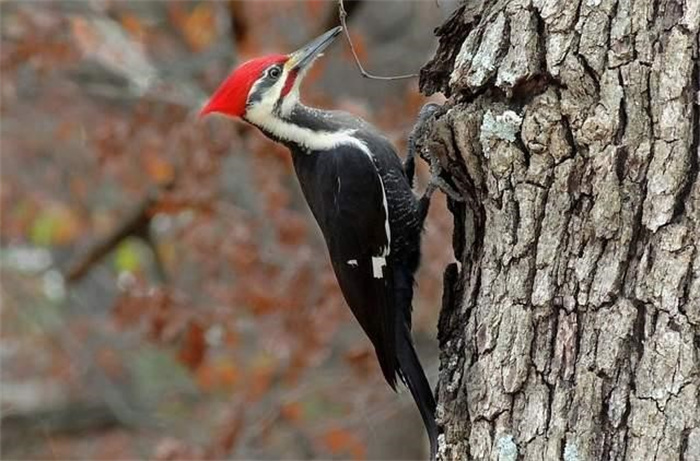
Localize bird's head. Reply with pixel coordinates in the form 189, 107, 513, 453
200, 26, 342, 122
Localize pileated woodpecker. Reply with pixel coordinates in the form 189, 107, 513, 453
201, 27, 439, 458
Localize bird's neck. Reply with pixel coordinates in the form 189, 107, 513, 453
246, 103, 356, 152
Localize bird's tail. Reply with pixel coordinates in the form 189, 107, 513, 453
397, 323, 438, 460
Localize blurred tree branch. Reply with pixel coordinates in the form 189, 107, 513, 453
64, 182, 173, 284
228, 0, 249, 46
1, 402, 123, 446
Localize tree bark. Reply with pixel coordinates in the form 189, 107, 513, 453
418, 1, 699, 459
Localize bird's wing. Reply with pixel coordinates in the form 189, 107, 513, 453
320, 146, 399, 388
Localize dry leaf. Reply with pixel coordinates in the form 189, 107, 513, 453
177, 321, 206, 370
169, 3, 218, 52
144, 154, 175, 185
322, 427, 367, 460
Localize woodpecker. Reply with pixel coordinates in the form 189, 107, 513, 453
201, 27, 439, 458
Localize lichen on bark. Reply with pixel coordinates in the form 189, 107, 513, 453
418, 0, 700, 459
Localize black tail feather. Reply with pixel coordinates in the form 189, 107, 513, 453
397, 324, 438, 460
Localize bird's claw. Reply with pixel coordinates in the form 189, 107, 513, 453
415, 102, 441, 127
405, 103, 442, 187
426, 170, 464, 202
408, 103, 441, 157
411, 103, 464, 223
419, 148, 464, 202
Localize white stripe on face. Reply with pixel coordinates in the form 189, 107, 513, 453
245, 64, 286, 118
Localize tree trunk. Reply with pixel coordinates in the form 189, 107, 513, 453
418, 1, 699, 459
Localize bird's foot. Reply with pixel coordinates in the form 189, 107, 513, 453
410, 103, 464, 224
414, 103, 442, 130
417, 158, 464, 224
405, 103, 442, 186
425, 157, 464, 203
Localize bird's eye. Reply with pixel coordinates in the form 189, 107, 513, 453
268, 67, 282, 79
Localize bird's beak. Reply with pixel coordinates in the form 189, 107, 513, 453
286, 26, 342, 72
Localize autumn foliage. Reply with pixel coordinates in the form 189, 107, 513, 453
1, 1, 450, 459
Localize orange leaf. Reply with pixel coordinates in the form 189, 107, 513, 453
246, 365, 273, 401
144, 154, 175, 185
218, 362, 239, 388
196, 360, 239, 392
177, 321, 206, 371
195, 364, 216, 391
242, 285, 279, 315
119, 12, 146, 40
171, 3, 217, 52
280, 401, 303, 423
322, 428, 366, 460
53, 205, 82, 245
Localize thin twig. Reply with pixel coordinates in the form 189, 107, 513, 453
338, 0, 418, 81
321, 0, 363, 32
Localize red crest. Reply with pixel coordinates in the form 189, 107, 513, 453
200, 55, 287, 118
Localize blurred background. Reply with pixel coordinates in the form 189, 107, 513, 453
0, 1, 457, 459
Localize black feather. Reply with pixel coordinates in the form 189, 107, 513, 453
394, 266, 438, 460
268, 104, 438, 458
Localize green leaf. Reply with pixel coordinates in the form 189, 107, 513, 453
30, 211, 59, 246
114, 239, 142, 273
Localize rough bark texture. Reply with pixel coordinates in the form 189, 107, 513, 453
418, 0, 700, 459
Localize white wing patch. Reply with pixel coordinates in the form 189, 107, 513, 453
347, 259, 358, 267
350, 140, 392, 262
372, 256, 386, 279
376, 179, 391, 258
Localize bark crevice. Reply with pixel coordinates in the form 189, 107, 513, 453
419, 1, 700, 459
